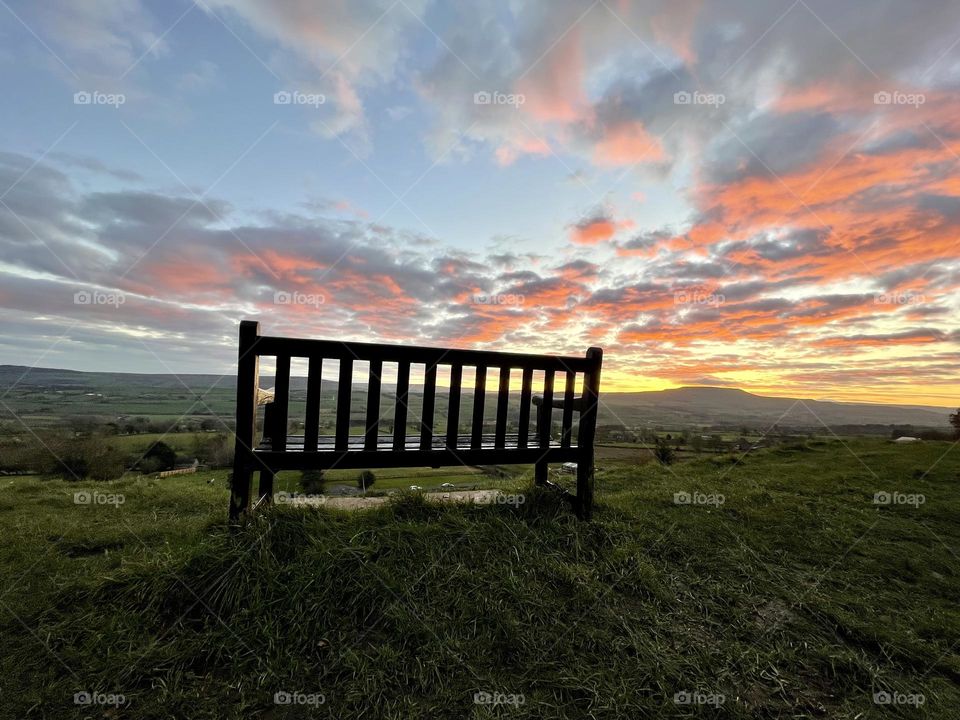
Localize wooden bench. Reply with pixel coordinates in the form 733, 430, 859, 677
230, 321, 603, 520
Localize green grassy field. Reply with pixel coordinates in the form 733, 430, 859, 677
1, 439, 958, 718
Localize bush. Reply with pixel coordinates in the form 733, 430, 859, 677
358, 470, 376, 491
654, 438, 675, 466
88, 446, 127, 480
0, 439, 42, 474
53, 446, 90, 481
300, 469, 325, 495
138, 457, 165, 475
192, 433, 234, 467
49, 436, 126, 481
141, 441, 176, 472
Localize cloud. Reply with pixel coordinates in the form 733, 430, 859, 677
4, 0, 960, 401
202, 0, 429, 153
29, 0, 161, 82
569, 208, 632, 245
46, 152, 143, 183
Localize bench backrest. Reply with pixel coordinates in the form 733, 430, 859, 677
234, 320, 602, 457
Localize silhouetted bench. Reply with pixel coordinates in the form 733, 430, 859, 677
230, 321, 603, 520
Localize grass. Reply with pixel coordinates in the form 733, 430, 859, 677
1, 439, 958, 718
270, 465, 494, 494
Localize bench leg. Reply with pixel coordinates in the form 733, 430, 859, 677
258, 469, 275, 506
535, 459, 548, 485
576, 462, 594, 520
229, 461, 253, 521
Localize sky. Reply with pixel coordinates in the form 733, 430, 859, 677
0, 0, 958, 406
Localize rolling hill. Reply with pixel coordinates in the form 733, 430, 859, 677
0, 365, 952, 430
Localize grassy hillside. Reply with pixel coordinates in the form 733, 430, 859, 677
1, 439, 958, 718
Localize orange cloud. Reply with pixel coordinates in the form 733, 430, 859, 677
571, 218, 617, 244
516, 27, 586, 123
593, 122, 665, 167
495, 136, 552, 166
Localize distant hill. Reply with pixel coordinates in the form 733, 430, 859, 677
0, 366, 952, 430
598, 386, 952, 429
0, 365, 234, 391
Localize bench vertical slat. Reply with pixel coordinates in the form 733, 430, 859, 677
445, 364, 462, 449
271, 355, 291, 453
561, 370, 575, 448
304, 356, 322, 452
495, 366, 510, 449
230, 320, 260, 520
534, 369, 554, 484
336, 358, 352, 451
517, 367, 533, 449
420, 363, 437, 450
365, 359, 382, 451
260, 355, 290, 505
393, 361, 410, 450
470, 366, 486, 449
576, 348, 603, 520
539, 370, 555, 447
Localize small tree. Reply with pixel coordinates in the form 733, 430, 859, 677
358, 470, 376, 492
300, 469, 325, 495
654, 437, 675, 465
53, 444, 90, 480
192, 432, 234, 467
88, 443, 126, 480
50, 436, 125, 480
950, 409, 960, 439
141, 441, 177, 473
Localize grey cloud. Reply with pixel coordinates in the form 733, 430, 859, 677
47, 152, 144, 182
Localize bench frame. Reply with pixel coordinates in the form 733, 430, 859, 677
230, 321, 602, 520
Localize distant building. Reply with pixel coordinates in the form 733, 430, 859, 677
893, 436, 921, 443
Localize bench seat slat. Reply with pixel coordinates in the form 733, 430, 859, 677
259, 432, 561, 452
254, 445, 582, 471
